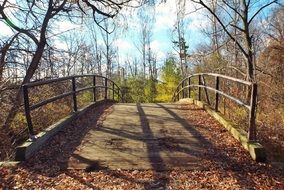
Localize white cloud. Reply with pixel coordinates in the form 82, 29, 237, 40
153, 1, 210, 33
154, 1, 177, 31
114, 38, 133, 50
0, 22, 13, 37
53, 39, 68, 50
58, 21, 81, 32
150, 40, 160, 50
149, 40, 166, 61
187, 10, 210, 31
156, 51, 166, 61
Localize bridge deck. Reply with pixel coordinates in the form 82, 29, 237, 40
68, 103, 209, 171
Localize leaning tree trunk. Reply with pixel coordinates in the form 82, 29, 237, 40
3, 3, 53, 130
3, 39, 47, 130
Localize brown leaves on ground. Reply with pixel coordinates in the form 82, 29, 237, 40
1, 103, 284, 190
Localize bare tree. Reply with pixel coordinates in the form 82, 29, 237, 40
86, 23, 103, 75
100, 19, 118, 78
135, 5, 155, 78
0, 0, 145, 131
191, 0, 278, 81
172, 0, 189, 77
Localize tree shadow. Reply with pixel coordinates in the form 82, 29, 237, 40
21, 101, 114, 173
12, 102, 283, 189
155, 103, 283, 189
136, 103, 169, 189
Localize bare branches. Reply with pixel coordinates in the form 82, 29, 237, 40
248, 0, 277, 25
221, 0, 243, 19
191, 0, 279, 81
82, 0, 117, 18
194, 0, 248, 57
0, 3, 39, 44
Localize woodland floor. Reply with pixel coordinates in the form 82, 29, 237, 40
0, 102, 283, 190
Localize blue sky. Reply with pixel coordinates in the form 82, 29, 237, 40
0, 0, 209, 69
0, 0, 277, 73
112, 1, 208, 67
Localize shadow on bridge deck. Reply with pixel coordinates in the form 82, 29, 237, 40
21, 102, 278, 189
68, 103, 208, 171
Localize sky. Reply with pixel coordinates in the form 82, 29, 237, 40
0, 0, 277, 75
114, 1, 208, 66
0, 0, 209, 68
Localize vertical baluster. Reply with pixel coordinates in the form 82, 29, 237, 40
215, 76, 220, 111
182, 80, 185, 99
188, 77, 191, 98
178, 86, 180, 101
198, 75, 201, 101
113, 82, 115, 100
202, 76, 211, 105
104, 78, 107, 99
117, 87, 120, 102
93, 76, 96, 102
72, 77, 77, 112
23, 85, 35, 137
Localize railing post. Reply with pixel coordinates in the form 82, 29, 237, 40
198, 75, 201, 101
202, 76, 211, 105
182, 80, 185, 99
23, 85, 35, 138
188, 77, 191, 98
248, 83, 257, 141
117, 88, 120, 102
72, 77, 78, 112
93, 76, 96, 102
104, 78, 107, 99
112, 82, 115, 100
178, 86, 180, 101
215, 76, 220, 111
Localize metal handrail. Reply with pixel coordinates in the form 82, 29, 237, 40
172, 73, 257, 142
22, 74, 122, 138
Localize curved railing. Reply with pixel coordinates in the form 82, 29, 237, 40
172, 73, 257, 141
22, 74, 122, 137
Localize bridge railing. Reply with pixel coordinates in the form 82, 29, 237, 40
172, 73, 257, 141
22, 74, 121, 138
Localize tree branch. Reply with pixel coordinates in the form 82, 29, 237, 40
0, 5, 39, 44
194, 0, 248, 58
248, 0, 277, 25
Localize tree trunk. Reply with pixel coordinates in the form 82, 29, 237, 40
4, 39, 46, 129
3, 1, 51, 129
242, 0, 255, 82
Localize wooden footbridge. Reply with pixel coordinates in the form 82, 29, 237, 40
15, 73, 265, 170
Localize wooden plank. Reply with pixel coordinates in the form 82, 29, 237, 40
68, 103, 208, 170
15, 100, 109, 161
